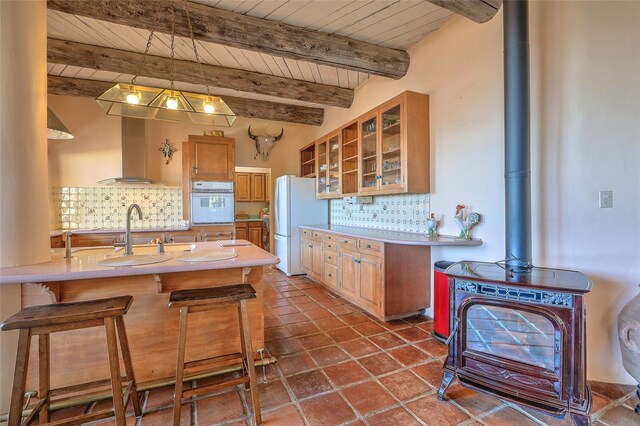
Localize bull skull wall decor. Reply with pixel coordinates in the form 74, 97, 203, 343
248, 126, 284, 161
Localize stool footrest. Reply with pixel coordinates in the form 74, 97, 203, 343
182, 376, 250, 400
50, 376, 128, 398
23, 398, 47, 425
184, 352, 243, 372
46, 407, 116, 426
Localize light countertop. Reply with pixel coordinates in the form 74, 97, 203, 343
0, 242, 279, 285
299, 224, 482, 247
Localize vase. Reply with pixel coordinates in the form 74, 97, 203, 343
618, 284, 640, 414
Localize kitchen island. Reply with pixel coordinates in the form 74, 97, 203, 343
299, 225, 481, 320
0, 242, 279, 393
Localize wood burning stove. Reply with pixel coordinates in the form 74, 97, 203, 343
438, 261, 592, 425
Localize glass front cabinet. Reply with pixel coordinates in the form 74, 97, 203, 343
316, 132, 341, 199
304, 91, 429, 199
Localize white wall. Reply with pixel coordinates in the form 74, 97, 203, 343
315, 2, 640, 384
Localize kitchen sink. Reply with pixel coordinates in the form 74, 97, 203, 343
70, 243, 195, 257
98, 254, 172, 267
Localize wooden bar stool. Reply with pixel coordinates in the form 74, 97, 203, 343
168, 284, 261, 426
0, 296, 142, 426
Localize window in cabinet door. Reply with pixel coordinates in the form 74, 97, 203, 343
327, 134, 340, 195
317, 140, 327, 196
380, 104, 403, 188
341, 122, 358, 195
360, 115, 379, 192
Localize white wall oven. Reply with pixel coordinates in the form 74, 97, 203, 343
190, 181, 234, 225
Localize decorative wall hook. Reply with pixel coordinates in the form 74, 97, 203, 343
159, 139, 177, 165
454, 204, 481, 240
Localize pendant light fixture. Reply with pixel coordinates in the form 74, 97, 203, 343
96, 0, 236, 127
47, 107, 74, 139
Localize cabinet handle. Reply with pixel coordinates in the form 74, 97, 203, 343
344, 240, 348, 243
308, 244, 313, 248
328, 273, 332, 277
365, 244, 371, 249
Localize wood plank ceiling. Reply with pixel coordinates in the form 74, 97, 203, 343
46, 0, 500, 125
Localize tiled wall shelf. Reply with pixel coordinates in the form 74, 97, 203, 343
52, 186, 183, 230
330, 193, 430, 233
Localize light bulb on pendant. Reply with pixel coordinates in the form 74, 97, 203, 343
203, 101, 215, 114
166, 97, 178, 110
126, 92, 140, 105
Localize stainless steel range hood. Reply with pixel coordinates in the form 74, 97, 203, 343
98, 117, 165, 186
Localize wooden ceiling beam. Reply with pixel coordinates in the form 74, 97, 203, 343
48, 38, 352, 108
47, 0, 410, 80
427, 0, 502, 23
48, 75, 325, 126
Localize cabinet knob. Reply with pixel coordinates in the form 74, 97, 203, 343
328, 256, 332, 260
328, 273, 332, 277
308, 244, 313, 248
344, 240, 348, 243
365, 244, 371, 249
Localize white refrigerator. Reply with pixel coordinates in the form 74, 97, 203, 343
274, 176, 328, 276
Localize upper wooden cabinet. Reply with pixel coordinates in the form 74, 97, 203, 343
300, 91, 429, 198
316, 132, 341, 199
184, 135, 235, 181
299, 142, 316, 178
235, 172, 267, 202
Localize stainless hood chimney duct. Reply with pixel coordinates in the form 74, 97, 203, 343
504, 0, 532, 271
98, 117, 164, 186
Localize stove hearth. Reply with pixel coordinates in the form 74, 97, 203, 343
438, 261, 592, 425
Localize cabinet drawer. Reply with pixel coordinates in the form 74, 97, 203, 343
312, 231, 324, 239
358, 238, 383, 255
324, 241, 339, 252
324, 250, 338, 266
301, 228, 313, 238
323, 262, 339, 288
339, 236, 357, 250
323, 233, 338, 242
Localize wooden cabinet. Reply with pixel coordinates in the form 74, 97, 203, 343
197, 226, 234, 242
300, 226, 430, 320
235, 173, 251, 201
299, 142, 316, 178
235, 221, 263, 248
235, 172, 267, 202
266, 174, 271, 202
301, 91, 429, 198
71, 232, 123, 247
251, 173, 266, 201
316, 132, 341, 199
66, 228, 229, 248
50, 235, 65, 248
184, 136, 235, 181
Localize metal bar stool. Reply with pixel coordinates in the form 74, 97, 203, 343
168, 284, 261, 426
0, 296, 142, 426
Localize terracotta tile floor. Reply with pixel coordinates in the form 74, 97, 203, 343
47, 268, 638, 425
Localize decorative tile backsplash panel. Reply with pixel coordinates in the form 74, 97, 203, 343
330, 194, 430, 233
52, 187, 183, 230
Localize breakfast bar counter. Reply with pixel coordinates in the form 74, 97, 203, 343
0, 242, 279, 392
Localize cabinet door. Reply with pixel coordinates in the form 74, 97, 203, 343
327, 133, 341, 197
235, 173, 251, 202
71, 233, 123, 247
340, 249, 359, 298
301, 238, 313, 272
311, 241, 323, 277
190, 137, 235, 180
251, 173, 266, 201
359, 112, 379, 193
248, 223, 262, 247
235, 224, 248, 240
316, 139, 328, 197
201, 229, 234, 241
380, 102, 403, 190
50, 235, 65, 248
359, 253, 383, 313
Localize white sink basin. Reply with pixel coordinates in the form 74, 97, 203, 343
98, 254, 172, 267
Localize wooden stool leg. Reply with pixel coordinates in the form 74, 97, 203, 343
38, 334, 50, 424
105, 318, 126, 426
239, 300, 261, 426
9, 328, 31, 425
173, 307, 188, 426
115, 316, 142, 418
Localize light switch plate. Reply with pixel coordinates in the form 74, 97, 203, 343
599, 190, 613, 208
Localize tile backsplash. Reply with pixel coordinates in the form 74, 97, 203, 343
330, 194, 430, 233
52, 187, 183, 230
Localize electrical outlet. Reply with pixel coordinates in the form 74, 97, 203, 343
599, 190, 613, 208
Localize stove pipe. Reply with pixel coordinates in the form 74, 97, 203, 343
503, 0, 532, 271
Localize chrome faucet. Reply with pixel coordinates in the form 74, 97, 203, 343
124, 203, 143, 256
